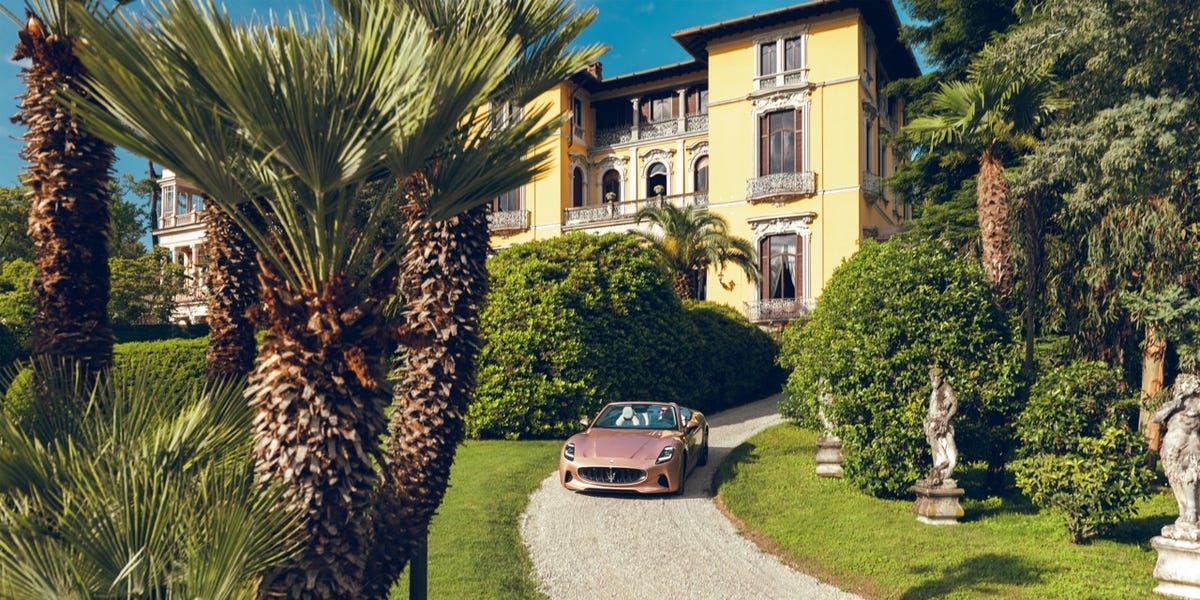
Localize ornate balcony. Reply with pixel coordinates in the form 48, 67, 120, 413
745, 171, 816, 202
745, 297, 816, 324
593, 113, 708, 148
563, 192, 707, 229
158, 210, 205, 230
862, 171, 883, 199
487, 209, 530, 233
754, 68, 809, 90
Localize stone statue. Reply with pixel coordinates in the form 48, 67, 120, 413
1153, 373, 1200, 540
817, 378, 836, 436
922, 367, 958, 487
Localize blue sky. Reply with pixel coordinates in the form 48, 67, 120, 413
0, 0, 920, 187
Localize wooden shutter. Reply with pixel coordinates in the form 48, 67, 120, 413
760, 237, 771, 299
760, 114, 770, 176
794, 109, 803, 172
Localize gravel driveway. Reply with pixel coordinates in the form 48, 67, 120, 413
520, 394, 860, 600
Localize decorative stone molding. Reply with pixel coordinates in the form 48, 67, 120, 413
594, 125, 633, 147
596, 155, 629, 178
747, 212, 815, 241
686, 140, 708, 155
745, 171, 816, 202
685, 114, 709, 133
750, 89, 811, 116
487, 209, 530, 232
639, 148, 676, 174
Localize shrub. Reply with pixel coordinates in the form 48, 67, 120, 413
0, 258, 34, 354
469, 233, 782, 439
779, 239, 1023, 498
1011, 360, 1153, 543
3, 337, 208, 425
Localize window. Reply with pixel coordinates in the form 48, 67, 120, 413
572, 167, 585, 207
176, 191, 192, 215
572, 96, 584, 138
194, 194, 205, 212
759, 42, 777, 77
602, 169, 621, 203
161, 184, 176, 222
693, 156, 709, 193
760, 110, 801, 176
757, 32, 806, 88
493, 188, 522, 212
649, 96, 673, 122
491, 101, 522, 130
761, 234, 801, 300
784, 37, 803, 72
865, 120, 873, 173
646, 162, 668, 197
687, 87, 709, 115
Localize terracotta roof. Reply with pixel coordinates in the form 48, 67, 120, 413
571, 60, 707, 92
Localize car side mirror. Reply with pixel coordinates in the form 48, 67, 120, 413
685, 416, 699, 432
579, 416, 590, 428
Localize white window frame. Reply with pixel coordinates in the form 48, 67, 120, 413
754, 27, 809, 90
750, 91, 812, 177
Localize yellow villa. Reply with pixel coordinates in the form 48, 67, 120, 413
486, 0, 918, 324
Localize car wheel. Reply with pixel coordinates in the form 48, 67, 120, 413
674, 453, 688, 496
697, 430, 709, 467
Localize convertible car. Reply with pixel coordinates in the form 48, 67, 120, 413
559, 401, 709, 495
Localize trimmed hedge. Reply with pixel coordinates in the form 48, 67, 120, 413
468, 233, 781, 439
779, 239, 1023, 498
1011, 360, 1153, 543
2, 337, 208, 425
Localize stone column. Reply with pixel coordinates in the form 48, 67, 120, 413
630, 98, 641, 142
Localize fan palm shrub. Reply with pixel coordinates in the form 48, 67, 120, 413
0, 359, 301, 599
63, 0, 589, 596
631, 203, 758, 299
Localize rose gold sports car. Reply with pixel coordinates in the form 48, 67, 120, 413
559, 401, 709, 495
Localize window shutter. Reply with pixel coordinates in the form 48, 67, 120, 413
793, 233, 803, 296
794, 109, 803, 172
760, 114, 770, 176
760, 237, 770, 299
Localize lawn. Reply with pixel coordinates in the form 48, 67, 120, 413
715, 424, 1175, 600
390, 439, 560, 600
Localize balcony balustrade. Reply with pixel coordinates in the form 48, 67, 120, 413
754, 68, 809, 90
563, 192, 708, 229
158, 210, 205, 230
593, 112, 708, 148
745, 171, 816, 202
487, 209, 531, 232
745, 297, 816, 324
862, 171, 883, 198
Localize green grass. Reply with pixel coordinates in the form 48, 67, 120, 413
390, 440, 560, 600
715, 424, 1175, 600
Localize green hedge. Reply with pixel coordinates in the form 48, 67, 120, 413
468, 233, 781, 439
778, 239, 1023, 498
2, 337, 209, 425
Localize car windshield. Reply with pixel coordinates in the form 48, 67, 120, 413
594, 404, 677, 430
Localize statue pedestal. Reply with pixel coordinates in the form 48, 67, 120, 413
911, 480, 965, 525
1152, 534, 1200, 599
815, 435, 844, 478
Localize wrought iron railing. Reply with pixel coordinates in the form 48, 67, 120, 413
862, 172, 883, 198
745, 297, 816, 323
592, 113, 708, 147
563, 192, 708, 229
745, 171, 816, 202
487, 209, 530, 232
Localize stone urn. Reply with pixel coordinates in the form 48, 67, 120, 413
814, 435, 844, 478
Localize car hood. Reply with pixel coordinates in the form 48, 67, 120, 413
570, 430, 679, 462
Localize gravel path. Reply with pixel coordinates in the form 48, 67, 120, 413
520, 394, 860, 600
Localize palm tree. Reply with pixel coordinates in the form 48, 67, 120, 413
0, 360, 301, 599
906, 71, 1055, 298
366, 3, 602, 595
5, 1, 131, 382
203, 202, 260, 383
631, 203, 759, 299
66, 1, 581, 597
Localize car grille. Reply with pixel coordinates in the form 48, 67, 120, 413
577, 467, 646, 485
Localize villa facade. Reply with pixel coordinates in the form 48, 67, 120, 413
152, 0, 918, 325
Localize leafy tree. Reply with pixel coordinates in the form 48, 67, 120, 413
630, 203, 759, 299
0, 259, 35, 353
108, 174, 151, 259
905, 71, 1057, 298
6, 0, 127, 378
108, 247, 186, 326
0, 186, 33, 264
779, 239, 1022, 498
68, 0, 593, 597
374, 0, 603, 591
0, 360, 302, 598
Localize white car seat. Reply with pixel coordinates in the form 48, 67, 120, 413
615, 406, 641, 427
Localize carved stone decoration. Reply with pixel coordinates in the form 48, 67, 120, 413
750, 89, 810, 116
686, 140, 709, 156
748, 212, 815, 241
911, 367, 965, 525
1150, 373, 1200, 599
815, 379, 844, 478
639, 148, 676, 174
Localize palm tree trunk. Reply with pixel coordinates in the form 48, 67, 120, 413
672, 272, 693, 299
977, 148, 1014, 298
14, 13, 115, 376
204, 203, 260, 382
363, 175, 491, 599
251, 260, 393, 600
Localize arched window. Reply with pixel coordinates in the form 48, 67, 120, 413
572, 167, 585, 207
646, 162, 668, 197
602, 169, 621, 203
693, 156, 709, 194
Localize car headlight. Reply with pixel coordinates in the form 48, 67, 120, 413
564, 442, 575, 461
655, 446, 675, 464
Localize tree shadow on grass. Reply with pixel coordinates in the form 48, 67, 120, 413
712, 441, 761, 490
1107, 514, 1176, 546
900, 553, 1053, 599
